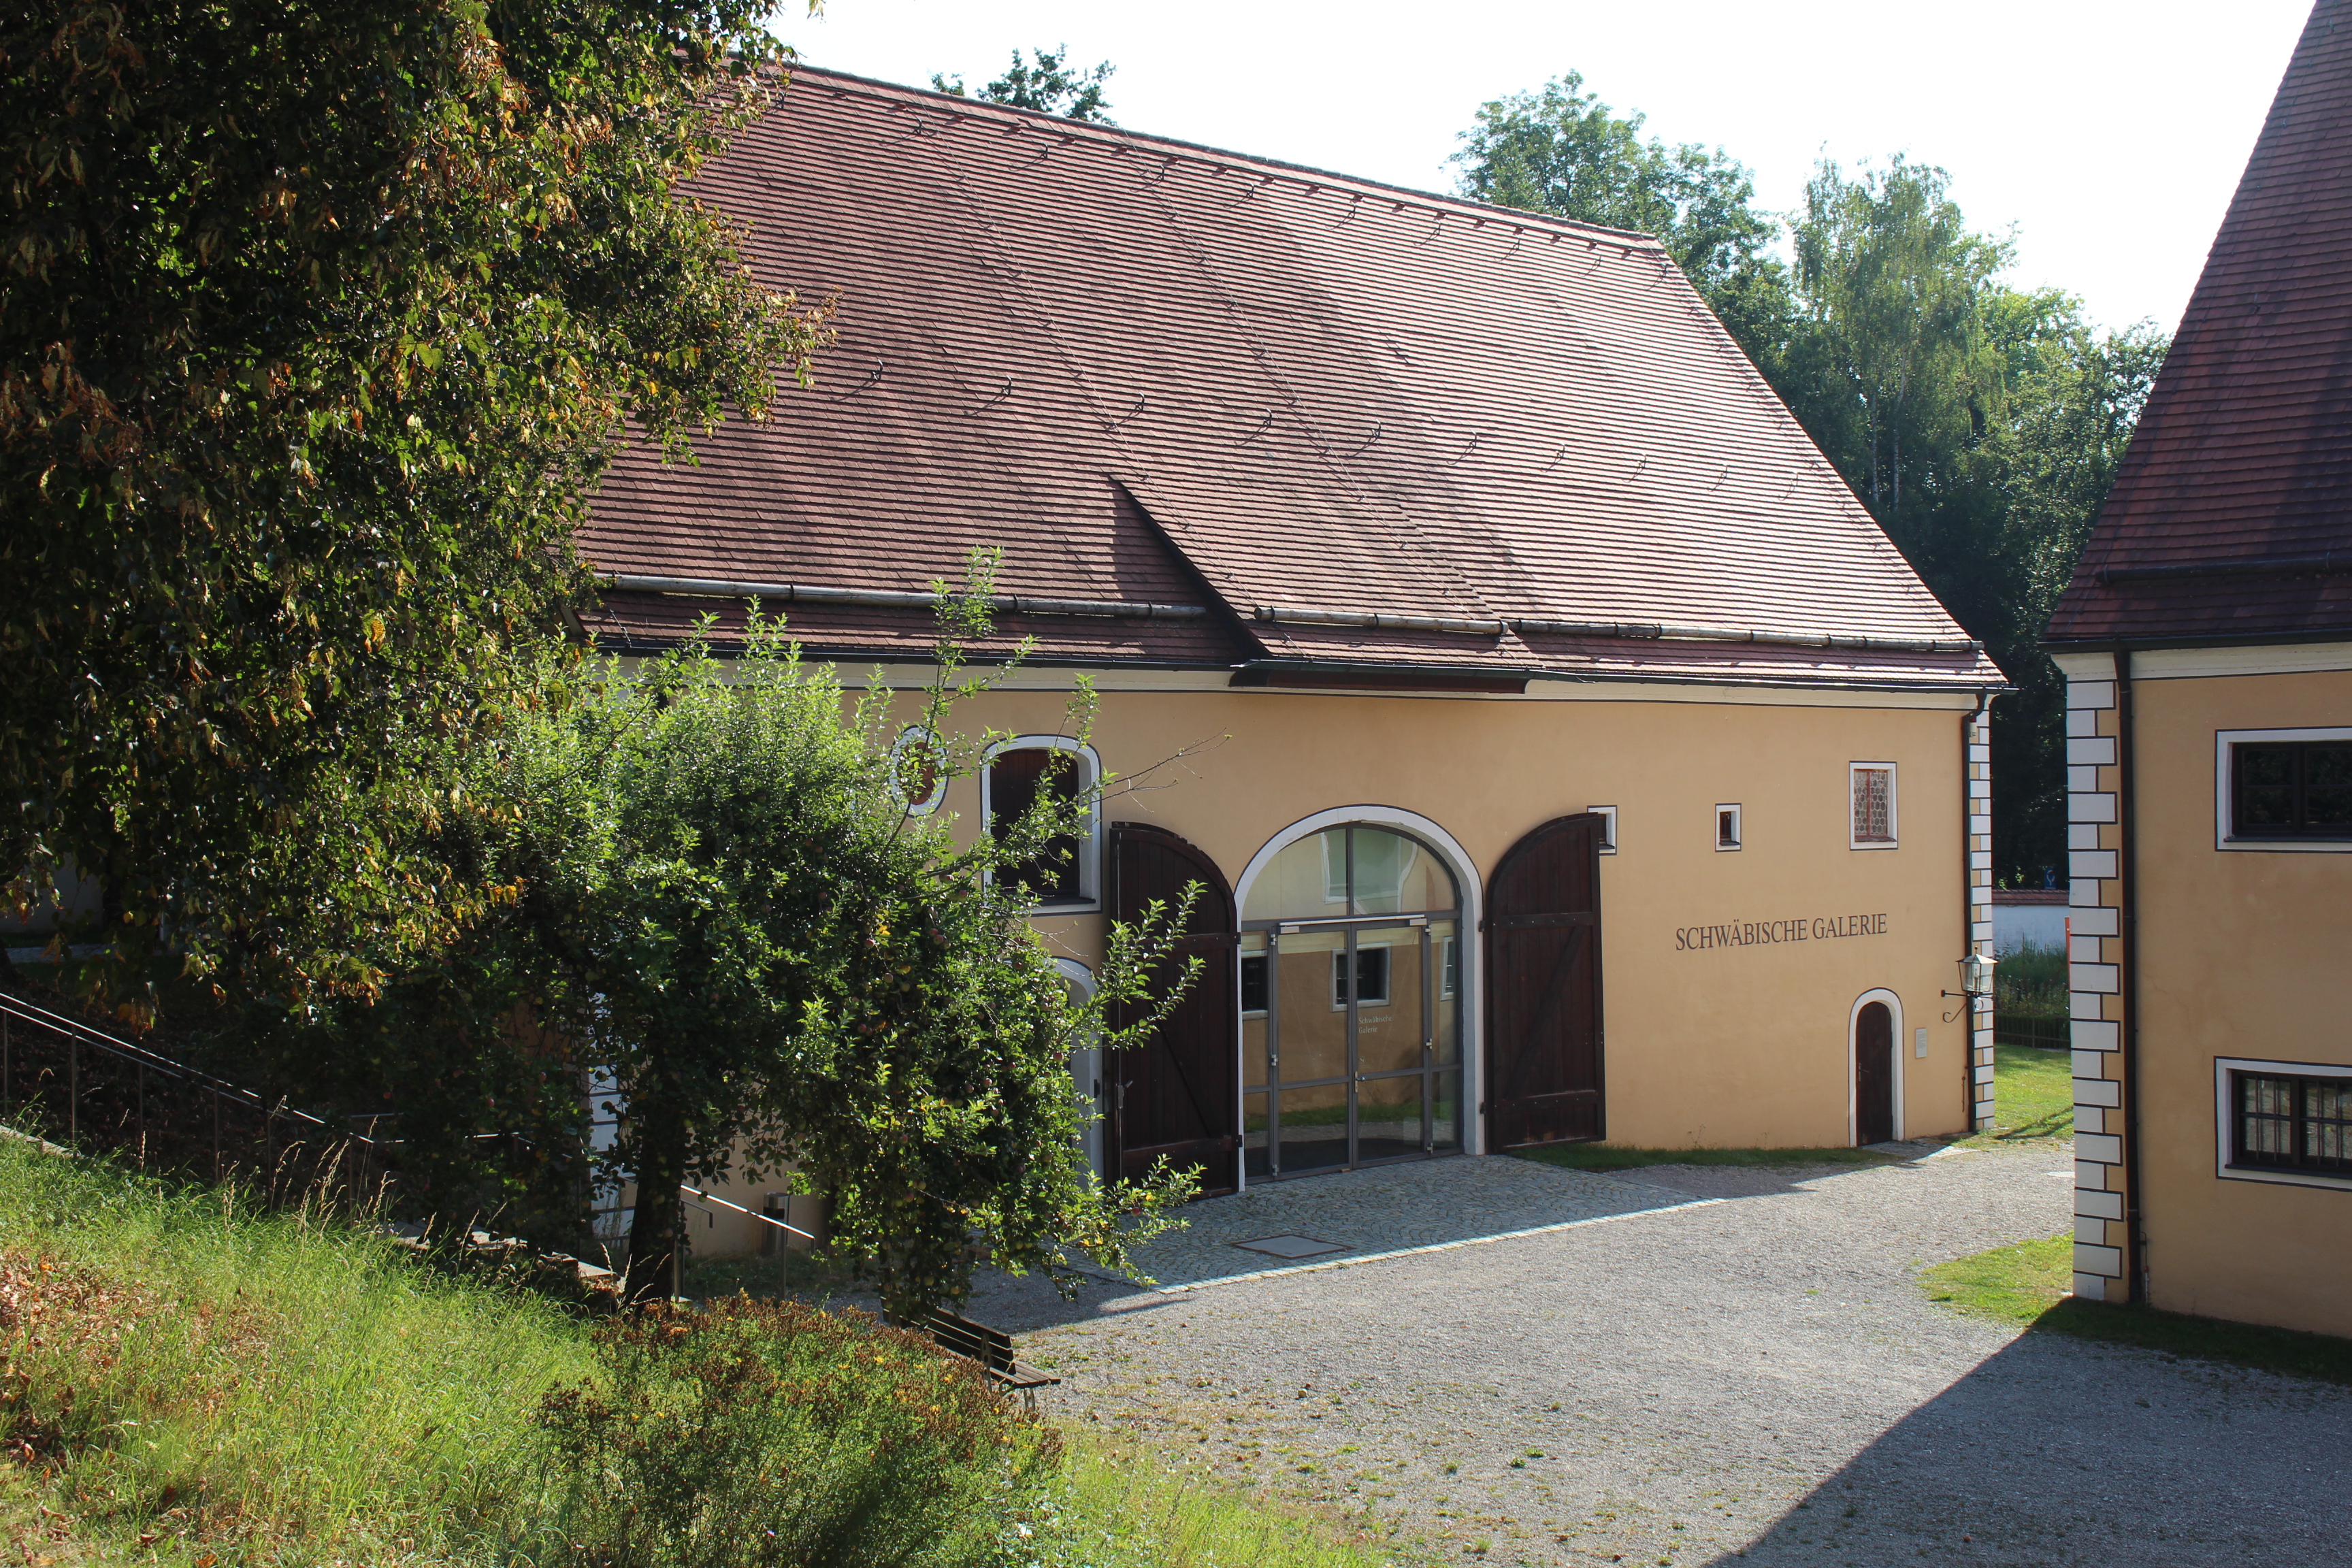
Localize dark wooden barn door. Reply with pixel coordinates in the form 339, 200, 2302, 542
1855, 1002, 1895, 1146
1485, 815, 1605, 1149
1107, 823, 1239, 1196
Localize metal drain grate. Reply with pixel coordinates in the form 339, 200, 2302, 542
1231, 1234, 1350, 1260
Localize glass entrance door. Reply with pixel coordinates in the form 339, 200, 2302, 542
1243, 915, 1464, 1179
1240, 824, 1463, 1181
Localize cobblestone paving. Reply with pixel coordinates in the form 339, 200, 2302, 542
1079, 1153, 1707, 1290
962, 1145, 2352, 1568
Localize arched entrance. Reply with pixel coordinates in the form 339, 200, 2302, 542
1106, 823, 1239, 1195
1486, 814, 1607, 1149
1852, 995, 1898, 1146
1237, 820, 1467, 1179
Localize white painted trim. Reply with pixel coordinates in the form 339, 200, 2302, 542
2213, 727, 2352, 852
889, 725, 947, 815
1714, 802, 1743, 851
1054, 958, 1105, 1182
1586, 804, 1618, 854
2051, 651, 2119, 683
1233, 806, 1486, 1156
981, 735, 1106, 909
824, 664, 1990, 709
1848, 761, 1899, 850
1849, 989, 1906, 1145
2136, 641, 2352, 681
2214, 1056, 2352, 1192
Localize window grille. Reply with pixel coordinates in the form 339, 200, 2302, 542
2234, 1071, 2352, 1175
1332, 947, 1390, 1008
1852, 766, 1895, 844
985, 746, 1092, 904
2232, 742, 2352, 838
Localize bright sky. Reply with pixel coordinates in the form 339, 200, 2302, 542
774, 0, 2314, 336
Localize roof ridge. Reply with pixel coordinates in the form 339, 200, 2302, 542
777, 61, 1673, 252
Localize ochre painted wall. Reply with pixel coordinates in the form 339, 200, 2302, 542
680, 677, 1981, 1258
2130, 669, 2352, 1336
932, 681, 1974, 1153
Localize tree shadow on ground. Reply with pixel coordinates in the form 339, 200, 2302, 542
1701, 1323, 2352, 1568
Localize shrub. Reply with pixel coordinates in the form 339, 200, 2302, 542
533, 1297, 1060, 1568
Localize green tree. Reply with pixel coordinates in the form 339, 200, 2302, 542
1, 1, 826, 1010
1454, 75, 2168, 887
932, 44, 1115, 121
1974, 299, 2167, 884
1452, 74, 1784, 340
248, 569, 1201, 1309
1787, 159, 2011, 543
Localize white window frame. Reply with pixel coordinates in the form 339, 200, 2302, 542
1715, 802, 1743, 851
1330, 942, 1393, 1011
1586, 804, 1618, 854
2214, 727, 2352, 852
889, 725, 947, 815
2214, 1056, 2352, 1190
979, 736, 1104, 911
1848, 988, 1906, 1145
1849, 762, 1898, 849
1240, 949, 1269, 1018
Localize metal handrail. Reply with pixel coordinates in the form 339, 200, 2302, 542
0, 987, 360, 1141
0, 983, 395, 1191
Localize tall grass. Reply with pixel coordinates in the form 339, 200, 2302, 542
0, 1139, 1400, 1568
0, 1135, 584, 1562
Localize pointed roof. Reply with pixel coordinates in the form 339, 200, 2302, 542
583, 67, 1997, 691
2048, 0, 2352, 648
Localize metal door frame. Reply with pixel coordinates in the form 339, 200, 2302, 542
1247, 909, 1458, 1179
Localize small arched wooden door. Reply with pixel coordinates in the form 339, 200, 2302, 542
1107, 823, 1239, 1196
1486, 814, 1605, 1149
1855, 1002, 1895, 1146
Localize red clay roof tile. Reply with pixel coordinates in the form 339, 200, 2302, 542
2048, 0, 2352, 647
581, 67, 1997, 689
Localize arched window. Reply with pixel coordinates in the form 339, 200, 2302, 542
982, 738, 1101, 909
1239, 823, 1463, 1179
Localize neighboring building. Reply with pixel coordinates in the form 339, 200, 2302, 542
1991, 889, 2068, 955
2045, 0, 2352, 1334
583, 68, 2006, 1250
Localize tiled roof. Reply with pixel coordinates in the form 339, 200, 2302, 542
2048, 0, 2352, 647
580, 67, 1999, 691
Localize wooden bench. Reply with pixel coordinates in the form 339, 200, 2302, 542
903, 1308, 1061, 1401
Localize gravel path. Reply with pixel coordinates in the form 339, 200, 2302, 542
962, 1145, 2352, 1567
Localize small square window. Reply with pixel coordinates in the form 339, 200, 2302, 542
2231, 741, 2352, 838
1587, 805, 1618, 853
1332, 947, 1390, 1009
2215, 730, 2352, 852
1851, 764, 1897, 849
1241, 954, 1269, 1015
2221, 1064, 2352, 1182
1716, 804, 1742, 851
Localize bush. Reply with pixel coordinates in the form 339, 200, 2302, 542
0, 1141, 1379, 1568
535, 1298, 1058, 1567
1995, 938, 2067, 1015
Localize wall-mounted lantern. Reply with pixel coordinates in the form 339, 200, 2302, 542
1943, 951, 1997, 1022
1957, 951, 1997, 999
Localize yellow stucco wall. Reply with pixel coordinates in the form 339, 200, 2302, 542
677, 675, 1985, 1259
941, 680, 1976, 1150
2129, 668, 2352, 1335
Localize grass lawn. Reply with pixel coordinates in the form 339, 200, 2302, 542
1921, 1234, 2352, 1388
0, 1135, 1397, 1568
1976, 1041, 2074, 1143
